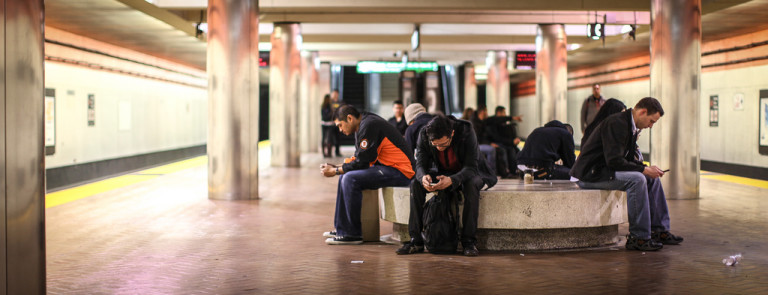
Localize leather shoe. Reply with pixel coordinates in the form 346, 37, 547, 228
625, 234, 663, 251
652, 231, 684, 245
395, 242, 424, 255
463, 244, 479, 256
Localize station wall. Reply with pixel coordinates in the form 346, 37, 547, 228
511, 60, 768, 171
43, 27, 208, 189
44, 62, 207, 169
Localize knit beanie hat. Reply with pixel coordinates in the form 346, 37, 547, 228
404, 103, 427, 124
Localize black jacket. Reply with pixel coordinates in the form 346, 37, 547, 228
485, 116, 518, 146
570, 110, 645, 182
471, 116, 491, 145
516, 120, 575, 169
415, 117, 496, 190
388, 116, 408, 135
405, 113, 434, 153
342, 112, 415, 179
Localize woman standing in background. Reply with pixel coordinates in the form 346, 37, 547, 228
321, 94, 335, 158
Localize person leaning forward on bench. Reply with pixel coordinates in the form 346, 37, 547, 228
570, 97, 683, 251
320, 105, 415, 245
397, 115, 493, 256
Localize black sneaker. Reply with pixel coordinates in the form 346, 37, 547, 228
395, 242, 424, 255
325, 236, 363, 245
463, 244, 479, 256
625, 234, 663, 251
652, 231, 684, 245
322, 231, 337, 238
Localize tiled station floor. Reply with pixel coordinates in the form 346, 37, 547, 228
46, 154, 768, 294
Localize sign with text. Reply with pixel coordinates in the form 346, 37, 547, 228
356, 61, 438, 74
45, 88, 56, 155
259, 51, 270, 67
514, 51, 536, 70
709, 95, 719, 127
760, 90, 768, 155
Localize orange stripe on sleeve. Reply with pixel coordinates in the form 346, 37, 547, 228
376, 137, 415, 179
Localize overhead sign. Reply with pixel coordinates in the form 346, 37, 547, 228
259, 51, 270, 67
411, 25, 420, 51
356, 61, 438, 74
514, 51, 536, 70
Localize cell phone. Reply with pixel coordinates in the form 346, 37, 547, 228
662, 169, 670, 173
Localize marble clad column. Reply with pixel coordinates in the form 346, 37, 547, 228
207, 0, 260, 200
2, 0, 46, 293
300, 50, 320, 153
318, 62, 331, 99
463, 61, 477, 110
485, 51, 509, 112
535, 24, 568, 126
270, 22, 302, 167
650, 0, 701, 199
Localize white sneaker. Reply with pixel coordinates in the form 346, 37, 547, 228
325, 236, 363, 245
323, 231, 336, 238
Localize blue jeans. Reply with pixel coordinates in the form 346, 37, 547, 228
577, 171, 671, 239
334, 165, 411, 237
478, 144, 496, 173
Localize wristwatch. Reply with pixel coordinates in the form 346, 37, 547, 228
335, 167, 340, 175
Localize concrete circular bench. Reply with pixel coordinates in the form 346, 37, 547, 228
378, 179, 628, 251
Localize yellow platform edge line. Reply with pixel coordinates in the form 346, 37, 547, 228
45, 175, 157, 208
138, 156, 207, 175
701, 174, 768, 189
45, 141, 272, 208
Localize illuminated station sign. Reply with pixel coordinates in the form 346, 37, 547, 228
514, 51, 536, 70
356, 61, 439, 74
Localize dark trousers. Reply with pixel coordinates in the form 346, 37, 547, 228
334, 165, 411, 237
408, 175, 483, 246
498, 144, 519, 174
533, 165, 571, 180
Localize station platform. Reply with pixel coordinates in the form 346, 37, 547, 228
45, 151, 768, 294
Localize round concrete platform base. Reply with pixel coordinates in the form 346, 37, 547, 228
387, 223, 619, 251
477, 225, 619, 250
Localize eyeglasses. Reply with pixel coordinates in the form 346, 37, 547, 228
431, 136, 452, 148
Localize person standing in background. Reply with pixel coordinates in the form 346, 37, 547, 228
330, 89, 343, 157
388, 100, 408, 135
321, 94, 335, 158
580, 83, 606, 132
461, 107, 475, 121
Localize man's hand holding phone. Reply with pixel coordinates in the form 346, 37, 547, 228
422, 175, 452, 191
643, 165, 666, 178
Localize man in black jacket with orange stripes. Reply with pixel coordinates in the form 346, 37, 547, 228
320, 105, 415, 245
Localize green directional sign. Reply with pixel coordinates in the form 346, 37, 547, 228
356, 61, 438, 74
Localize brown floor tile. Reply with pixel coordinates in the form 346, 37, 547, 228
46, 158, 768, 294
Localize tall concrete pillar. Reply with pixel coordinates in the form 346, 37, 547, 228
535, 24, 568, 126
270, 22, 302, 167
463, 61, 477, 110
319, 62, 331, 98
485, 51, 509, 113
207, 0, 259, 200
650, 0, 701, 199
300, 50, 320, 153
2, 0, 46, 293
366, 73, 381, 114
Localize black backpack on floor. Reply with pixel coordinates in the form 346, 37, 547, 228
421, 191, 460, 254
